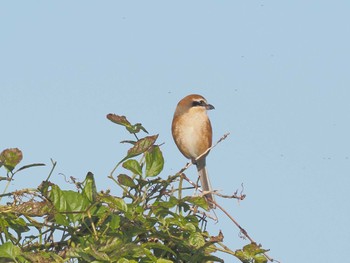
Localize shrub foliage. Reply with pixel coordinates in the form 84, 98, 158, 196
0, 114, 269, 263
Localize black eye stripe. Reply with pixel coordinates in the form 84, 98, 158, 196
192, 100, 205, 107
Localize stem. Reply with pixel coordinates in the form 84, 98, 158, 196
45, 159, 57, 181
177, 173, 183, 215
0, 172, 15, 203
215, 201, 275, 262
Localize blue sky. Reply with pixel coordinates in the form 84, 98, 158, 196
1, 1, 350, 262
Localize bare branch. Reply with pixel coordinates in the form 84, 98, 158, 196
214, 201, 277, 262
177, 132, 230, 174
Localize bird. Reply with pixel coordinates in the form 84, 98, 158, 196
171, 94, 215, 208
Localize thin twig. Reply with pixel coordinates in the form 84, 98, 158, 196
189, 206, 217, 221
178, 132, 230, 174
215, 192, 246, 201
214, 201, 277, 262
199, 132, 230, 159
0, 172, 15, 203
178, 133, 238, 200
45, 159, 57, 181
216, 242, 237, 256
215, 202, 254, 242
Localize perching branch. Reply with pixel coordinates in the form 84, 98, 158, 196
178, 132, 231, 174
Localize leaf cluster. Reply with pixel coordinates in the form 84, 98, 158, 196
0, 115, 269, 263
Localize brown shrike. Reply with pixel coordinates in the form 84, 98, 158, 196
172, 94, 215, 208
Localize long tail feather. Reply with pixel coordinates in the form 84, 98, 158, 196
197, 158, 215, 209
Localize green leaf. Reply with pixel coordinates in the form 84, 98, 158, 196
243, 242, 268, 255
153, 196, 178, 210
189, 232, 205, 249
143, 243, 176, 257
145, 146, 164, 177
122, 159, 142, 176
125, 244, 147, 258
183, 196, 209, 210
8, 217, 30, 236
109, 214, 121, 230
53, 212, 69, 226
107, 114, 148, 134
157, 258, 175, 263
85, 245, 110, 261
120, 140, 137, 145
48, 185, 91, 222
107, 114, 132, 127
118, 174, 136, 187
82, 172, 97, 202
183, 223, 197, 233
0, 148, 23, 172
255, 254, 269, 263
0, 241, 21, 260
126, 123, 148, 134
117, 258, 132, 263
101, 195, 128, 212
126, 135, 158, 159
15, 163, 45, 173
235, 243, 268, 263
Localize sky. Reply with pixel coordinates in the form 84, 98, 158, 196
1, 1, 350, 262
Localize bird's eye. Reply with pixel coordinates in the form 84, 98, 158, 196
192, 100, 205, 107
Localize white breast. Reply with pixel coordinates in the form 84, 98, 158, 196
177, 110, 208, 158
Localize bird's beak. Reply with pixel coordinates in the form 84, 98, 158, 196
205, 103, 215, 110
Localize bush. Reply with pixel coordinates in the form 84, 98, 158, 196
0, 114, 271, 263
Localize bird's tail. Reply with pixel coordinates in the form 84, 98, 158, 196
197, 158, 215, 209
